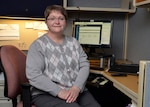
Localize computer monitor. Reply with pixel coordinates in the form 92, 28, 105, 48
73, 20, 113, 48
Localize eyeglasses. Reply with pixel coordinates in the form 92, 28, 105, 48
47, 17, 65, 21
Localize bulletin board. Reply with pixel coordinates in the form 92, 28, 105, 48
0, 18, 48, 50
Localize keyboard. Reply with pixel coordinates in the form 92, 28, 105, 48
108, 64, 139, 74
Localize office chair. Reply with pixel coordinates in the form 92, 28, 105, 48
0, 45, 35, 107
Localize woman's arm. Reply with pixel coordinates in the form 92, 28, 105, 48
73, 44, 90, 92
26, 41, 61, 96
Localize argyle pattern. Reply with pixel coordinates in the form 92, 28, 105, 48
37, 35, 80, 88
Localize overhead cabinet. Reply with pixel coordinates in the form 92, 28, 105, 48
134, 0, 150, 7
63, 0, 135, 13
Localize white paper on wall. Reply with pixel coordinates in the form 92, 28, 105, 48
0, 24, 19, 40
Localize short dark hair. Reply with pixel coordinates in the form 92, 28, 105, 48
44, 5, 68, 20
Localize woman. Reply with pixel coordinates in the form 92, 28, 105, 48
26, 5, 101, 107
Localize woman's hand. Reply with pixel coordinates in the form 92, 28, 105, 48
57, 86, 80, 103
66, 86, 80, 103
57, 89, 69, 100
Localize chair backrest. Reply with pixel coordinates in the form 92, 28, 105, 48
0, 45, 28, 99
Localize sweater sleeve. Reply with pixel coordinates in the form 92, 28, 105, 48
26, 41, 61, 96
73, 42, 90, 92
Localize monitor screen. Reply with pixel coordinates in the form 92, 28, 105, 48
73, 20, 113, 48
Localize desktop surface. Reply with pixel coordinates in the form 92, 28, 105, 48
90, 69, 138, 103
102, 71, 138, 103
102, 71, 138, 93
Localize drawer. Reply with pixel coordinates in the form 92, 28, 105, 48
0, 85, 5, 98
0, 73, 5, 84
0, 100, 12, 107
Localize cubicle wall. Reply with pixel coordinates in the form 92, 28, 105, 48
64, 0, 130, 60
138, 61, 150, 107
67, 12, 126, 60
127, 8, 150, 63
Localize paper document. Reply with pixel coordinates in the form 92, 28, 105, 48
0, 24, 19, 40
33, 22, 48, 30
25, 22, 34, 29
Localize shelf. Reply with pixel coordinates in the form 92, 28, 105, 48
0, 16, 45, 20
135, 0, 150, 7
65, 7, 135, 13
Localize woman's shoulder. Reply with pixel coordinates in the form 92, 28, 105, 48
29, 34, 48, 49
32, 34, 48, 44
65, 36, 81, 49
37, 33, 48, 41
65, 36, 79, 43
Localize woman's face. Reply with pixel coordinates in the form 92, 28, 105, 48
46, 10, 67, 34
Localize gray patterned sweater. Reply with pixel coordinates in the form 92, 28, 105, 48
26, 34, 89, 96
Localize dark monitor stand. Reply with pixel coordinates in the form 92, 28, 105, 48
87, 47, 113, 70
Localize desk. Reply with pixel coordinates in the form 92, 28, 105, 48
90, 70, 138, 103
